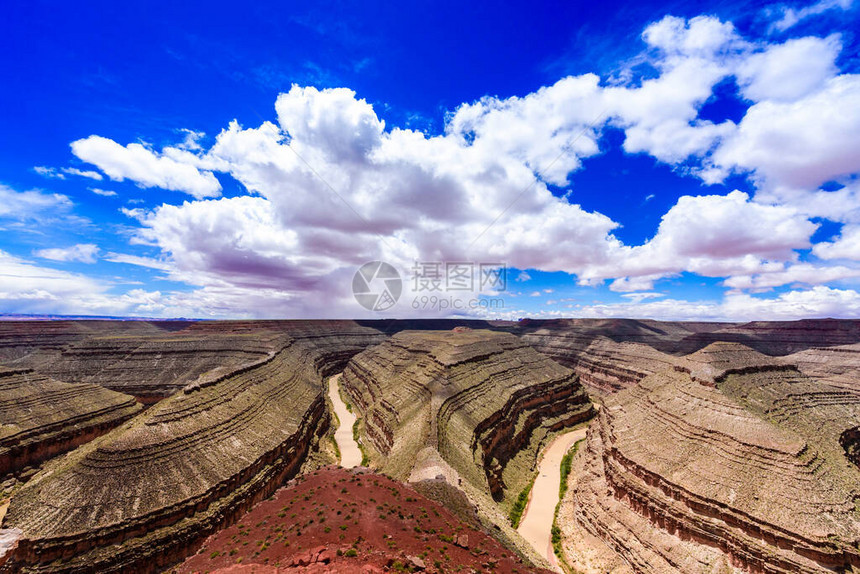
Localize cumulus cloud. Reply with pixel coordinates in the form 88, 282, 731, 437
735, 36, 840, 102
582, 190, 817, 288
34, 243, 100, 263
70, 135, 222, 198
713, 74, 860, 192
813, 224, 860, 259
24, 12, 859, 320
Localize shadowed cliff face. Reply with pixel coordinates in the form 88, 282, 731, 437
564, 342, 860, 574
840, 426, 860, 469
341, 329, 593, 503
0, 322, 385, 574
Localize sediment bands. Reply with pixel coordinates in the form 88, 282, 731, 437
0, 323, 384, 574
570, 343, 860, 574
341, 329, 593, 499
0, 369, 142, 480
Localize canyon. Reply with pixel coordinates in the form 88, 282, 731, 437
0, 318, 857, 573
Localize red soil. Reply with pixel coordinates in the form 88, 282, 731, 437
174, 466, 550, 574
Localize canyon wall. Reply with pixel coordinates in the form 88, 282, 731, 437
341, 329, 593, 502
0, 368, 142, 489
561, 342, 860, 574
0, 322, 385, 573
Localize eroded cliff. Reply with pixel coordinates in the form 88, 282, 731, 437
341, 329, 593, 502
0, 322, 385, 573
561, 342, 860, 574
0, 368, 142, 490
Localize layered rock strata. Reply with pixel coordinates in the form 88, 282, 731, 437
3, 320, 384, 403
0, 368, 142, 484
564, 343, 860, 574
0, 323, 385, 574
341, 329, 593, 502
34, 334, 281, 402
0, 321, 166, 364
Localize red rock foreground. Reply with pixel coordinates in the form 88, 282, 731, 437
175, 466, 551, 574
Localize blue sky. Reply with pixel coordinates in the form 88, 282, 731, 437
1, 0, 859, 320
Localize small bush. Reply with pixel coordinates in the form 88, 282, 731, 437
508, 478, 535, 528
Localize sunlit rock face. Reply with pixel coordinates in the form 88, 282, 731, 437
566, 342, 860, 574
0, 321, 385, 574
342, 329, 593, 502
0, 367, 143, 489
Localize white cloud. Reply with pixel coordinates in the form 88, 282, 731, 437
576, 286, 860, 321
104, 252, 173, 271
769, 0, 853, 32
0, 184, 72, 219
724, 262, 860, 289
90, 188, 118, 197
33, 166, 65, 179
177, 129, 206, 151
813, 224, 860, 259
34, 244, 100, 264
609, 274, 669, 292
62, 167, 103, 180
620, 292, 665, 302
736, 36, 840, 102
713, 74, 860, 191
0, 251, 108, 313
70, 135, 222, 198
581, 190, 817, 285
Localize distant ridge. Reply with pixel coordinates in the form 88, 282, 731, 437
0, 313, 200, 321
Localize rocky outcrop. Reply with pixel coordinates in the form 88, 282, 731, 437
341, 330, 593, 503
0, 368, 142, 485
175, 467, 552, 574
0, 322, 385, 574
564, 343, 860, 574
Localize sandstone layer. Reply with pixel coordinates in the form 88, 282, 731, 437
2, 320, 383, 403
341, 329, 593, 503
0, 368, 142, 488
519, 318, 860, 394
563, 342, 860, 574
0, 322, 385, 573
